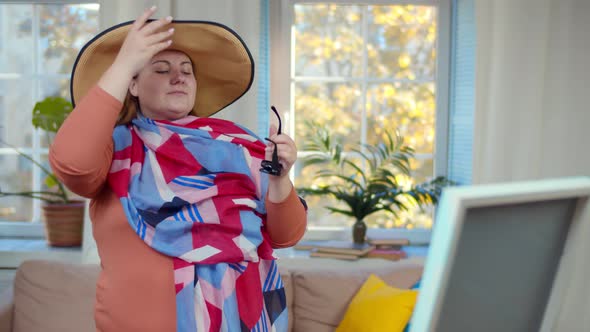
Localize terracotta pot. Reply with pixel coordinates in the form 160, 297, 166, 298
41, 200, 85, 247
352, 219, 367, 244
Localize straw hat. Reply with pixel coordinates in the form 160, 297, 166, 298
70, 20, 254, 118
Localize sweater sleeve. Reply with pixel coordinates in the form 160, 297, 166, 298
265, 187, 307, 248
49, 85, 122, 198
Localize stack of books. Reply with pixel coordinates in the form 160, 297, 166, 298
365, 237, 409, 261
367, 237, 410, 249
294, 240, 376, 260
294, 238, 410, 261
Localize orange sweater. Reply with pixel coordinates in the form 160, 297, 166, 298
49, 86, 306, 332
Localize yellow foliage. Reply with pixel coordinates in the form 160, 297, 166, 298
398, 53, 411, 69
383, 85, 396, 98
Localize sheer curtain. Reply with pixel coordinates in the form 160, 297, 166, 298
473, 0, 590, 184
473, 2, 590, 326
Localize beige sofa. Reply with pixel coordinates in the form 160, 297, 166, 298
0, 257, 423, 332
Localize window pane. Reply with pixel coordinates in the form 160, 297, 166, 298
411, 157, 434, 184
292, 4, 438, 231
293, 162, 349, 228
0, 154, 33, 222
0, 79, 34, 148
367, 82, 435, 154
38, 153, 81, 203
294, 156, 365, 228
0, 4, 34, 75
294, 82, 361, 149
294, 4, 363, 77
40, 78, 69, 100
367, 6, 437, 79
39, 78, 70, 148
363, 157, 434, 229
39, 4, 100, 75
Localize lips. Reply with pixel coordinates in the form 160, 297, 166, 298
167, 91, 187, 95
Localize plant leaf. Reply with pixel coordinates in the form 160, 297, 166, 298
31, 96, 73, 133
44, 176, 58, 188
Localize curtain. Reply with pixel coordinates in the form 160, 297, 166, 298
473, 3, 590, 327
472, 0, 590, 183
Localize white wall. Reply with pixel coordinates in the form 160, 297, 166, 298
473, 0, 590, 184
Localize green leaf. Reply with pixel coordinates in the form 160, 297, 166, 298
31, 96, 73, 133
44, 175, 58, 188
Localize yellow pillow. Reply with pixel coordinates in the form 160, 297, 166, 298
336, 274, 418, 332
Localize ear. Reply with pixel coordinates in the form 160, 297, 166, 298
129, 79, 138, 97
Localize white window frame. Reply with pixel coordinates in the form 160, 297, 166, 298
270, 0, 451, 244
0, 0, 98, 238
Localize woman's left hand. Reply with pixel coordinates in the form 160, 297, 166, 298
265, 128, 297, 179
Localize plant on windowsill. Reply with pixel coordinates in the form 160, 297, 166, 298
296, 121, 453, 244
0, 96, 84, 247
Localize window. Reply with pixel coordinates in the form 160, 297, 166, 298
271, 0, 450, 239
0, 2, 99, 233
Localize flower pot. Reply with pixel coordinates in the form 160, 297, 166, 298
41, 200, 84, 247
352, 219, 367, 244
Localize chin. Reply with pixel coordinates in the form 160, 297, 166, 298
166, 107, 192, 120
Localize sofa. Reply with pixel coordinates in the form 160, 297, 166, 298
0, 257, 423, 332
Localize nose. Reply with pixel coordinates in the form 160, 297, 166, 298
170, 70, 186, 85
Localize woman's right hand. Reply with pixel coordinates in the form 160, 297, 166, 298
113, 6, 175, 77
97, 7, 174, 102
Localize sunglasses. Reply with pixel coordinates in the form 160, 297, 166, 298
260, 106, 283, 176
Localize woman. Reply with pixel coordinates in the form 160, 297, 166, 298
50, 7, 306, 332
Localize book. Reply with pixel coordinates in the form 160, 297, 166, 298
366, 237, 410, 248
293, 240, 330, 251
309, 250, 360, 261
374, 244, 404, 250
294, 240, 376, 255
366, 248, 408, 261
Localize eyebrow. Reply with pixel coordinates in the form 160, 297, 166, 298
151, 60, 192, 66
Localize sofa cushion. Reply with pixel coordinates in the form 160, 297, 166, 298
13, 260, 99, 332
288, 258, 423, 332
336, 274, 418, 332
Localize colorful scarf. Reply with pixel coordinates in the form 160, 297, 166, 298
108, 115, 288, 331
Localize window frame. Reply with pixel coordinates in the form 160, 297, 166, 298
270, 0, 451, 243
0, 0, 99, 238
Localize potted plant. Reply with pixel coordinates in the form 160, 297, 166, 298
0, 96, 84, 247
297, 121, 453, 244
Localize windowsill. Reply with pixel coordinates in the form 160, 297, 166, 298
275, 244, 430, 259
301, 226, 432, 245
0, 238, 82, 268
0, 237, 427, 268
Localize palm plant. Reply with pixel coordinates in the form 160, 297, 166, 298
297, 121, 453, 243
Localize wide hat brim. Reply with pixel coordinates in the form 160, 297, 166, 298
70, 20, 254, 118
